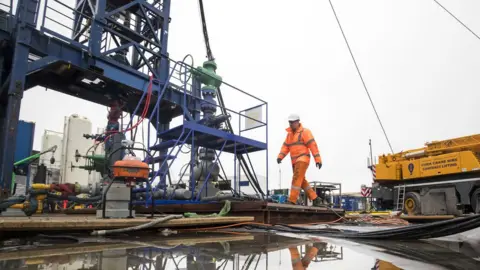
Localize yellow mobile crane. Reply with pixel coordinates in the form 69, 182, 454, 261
370, 134, 480, 215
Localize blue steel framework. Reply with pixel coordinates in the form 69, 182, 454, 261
0, 0, 268, 200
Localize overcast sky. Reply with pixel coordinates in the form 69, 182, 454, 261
9, 0, 480, 192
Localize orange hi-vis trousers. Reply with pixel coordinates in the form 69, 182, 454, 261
289, 246, 319, 269
289, 161, 318, 204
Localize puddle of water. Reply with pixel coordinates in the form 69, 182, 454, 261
0, 232, 478, 269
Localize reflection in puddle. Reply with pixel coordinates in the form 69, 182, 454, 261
0, 232, 478, 269
373, 259, 402, 270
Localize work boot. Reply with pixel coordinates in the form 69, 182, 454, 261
312, 197, 323, 207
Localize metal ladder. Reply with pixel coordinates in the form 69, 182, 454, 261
395, 185, 406, 211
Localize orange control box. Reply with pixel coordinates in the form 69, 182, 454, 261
112, 159, 150, 179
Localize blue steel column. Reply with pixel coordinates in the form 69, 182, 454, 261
72, 0, 85, 41
0, 0, 39, 197
159, 0, 171, 85
266, 103, 269, 197
156, 0, 171, 192
192, 77, 202, 121
89, 0, 106, 55
189, 77, 201, 194
0, 50, 3, 88
157, 123, 169, 190
132, 15, 143, 68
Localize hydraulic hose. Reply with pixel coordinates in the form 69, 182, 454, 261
250, 214, 480, 240
45, 193, 102, 203
36, 234, 81, 243
90, 214, 183, 236
0, 196, 26, 210
200, 194, 239, 202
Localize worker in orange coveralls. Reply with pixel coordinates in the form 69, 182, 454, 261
277, 114, 322, 206
289, 245, 319, 270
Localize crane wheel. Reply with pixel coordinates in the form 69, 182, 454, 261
404, 192, 422, 215
470, 188, 480, 214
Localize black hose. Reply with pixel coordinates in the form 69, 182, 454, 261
198, 0, 214, 61
0, 196, 25, 210
218, 87, 265, 197
36, 234, 81, 243
243, 215, 480, 240
349, 214, 479, 237
46, 193, 102, 203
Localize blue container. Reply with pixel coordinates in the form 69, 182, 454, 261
13, 120, 35, 192
333, 195, 364, 211
271, 194, 288, 204
14, 120, 35, 165
333, 195, 342, 208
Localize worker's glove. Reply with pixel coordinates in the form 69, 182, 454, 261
277, 158, 282, 164
316, 163, 322, 170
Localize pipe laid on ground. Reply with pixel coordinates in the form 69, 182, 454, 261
200, 194, 235, 202
135, 188, 192, 200
200, 193, 261, 202
90, 215, 183, 236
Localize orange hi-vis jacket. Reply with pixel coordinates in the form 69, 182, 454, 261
278, 124, 322, 165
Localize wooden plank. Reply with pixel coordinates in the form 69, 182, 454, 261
65, 201, 344, 225
0, 215, 254, 231
67, 201, 267, 215
72, 201, 341, 216
135, 201, 267, 214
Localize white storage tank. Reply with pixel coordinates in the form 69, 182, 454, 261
40, 130, 63, 169
40, 130, 64, 184
61, 114, 92, 186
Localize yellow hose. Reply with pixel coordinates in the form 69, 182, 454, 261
10, 204, 24, 209
31, 184, 51, 190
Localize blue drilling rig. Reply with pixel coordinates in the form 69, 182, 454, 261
0, 0, 268, 206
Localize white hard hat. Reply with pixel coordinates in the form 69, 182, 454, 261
288, 114, 300, 122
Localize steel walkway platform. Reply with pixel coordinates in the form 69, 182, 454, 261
157, 121, 267, 154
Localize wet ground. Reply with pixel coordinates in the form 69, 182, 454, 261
0, 230, 479, 269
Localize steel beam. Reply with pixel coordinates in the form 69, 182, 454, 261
158, 0, 171, 86
20, 28, 197, 112
89, 0, 106, 56
26, 56, 58, 74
